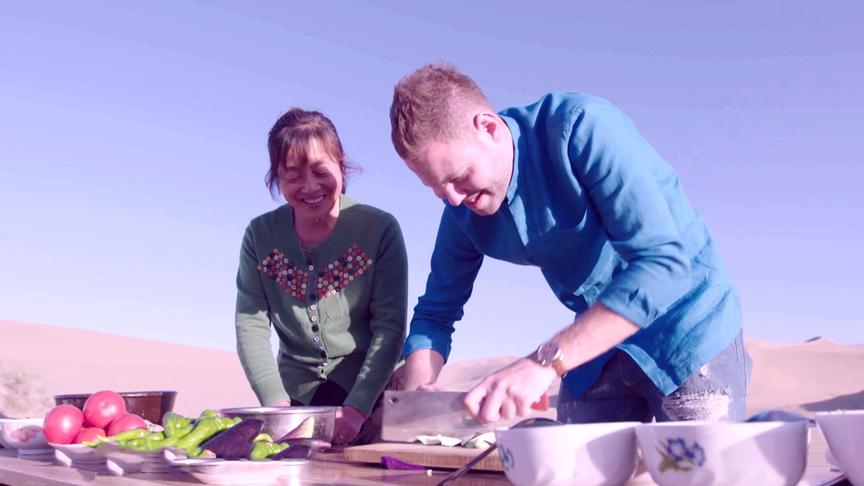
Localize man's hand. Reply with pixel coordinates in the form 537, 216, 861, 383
463, 357, 557, 423
387, 349, 445, 391
333, 406, 366, 446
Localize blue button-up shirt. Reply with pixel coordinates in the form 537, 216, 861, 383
404, 92, 742, 397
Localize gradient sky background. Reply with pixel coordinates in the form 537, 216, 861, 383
1, 1, 861, 362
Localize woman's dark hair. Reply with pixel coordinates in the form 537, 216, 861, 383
265, 108, 357, 198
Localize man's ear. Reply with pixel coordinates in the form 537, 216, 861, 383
473, 111, 500, 141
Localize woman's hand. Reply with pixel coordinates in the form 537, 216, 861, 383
333, 406, 366, 446
270, 399, 291, 407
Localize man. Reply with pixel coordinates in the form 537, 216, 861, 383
389, 63, 750, 424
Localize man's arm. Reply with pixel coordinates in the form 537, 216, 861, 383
550, 302, 639, 370
465, 99, 691, 422
395, 348, 446, 391
397, 209, 484, 390
568, 99, 691, 330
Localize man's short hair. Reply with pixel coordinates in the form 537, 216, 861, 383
390, 63, 492, 160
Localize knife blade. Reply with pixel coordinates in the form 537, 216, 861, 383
381, 390, 558, 442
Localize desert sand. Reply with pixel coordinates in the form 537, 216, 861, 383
1, 319, 862, 419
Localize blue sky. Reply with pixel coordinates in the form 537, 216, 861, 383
1, 1, 861, 362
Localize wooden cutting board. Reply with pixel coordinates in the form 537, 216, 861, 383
342, 442, 503, 471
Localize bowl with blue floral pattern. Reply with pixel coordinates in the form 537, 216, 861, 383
493, 421, 639, 486
816, 410, 864, 486
635, 420, 808, 486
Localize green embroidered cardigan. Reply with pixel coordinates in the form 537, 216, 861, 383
235, 196, 407, 416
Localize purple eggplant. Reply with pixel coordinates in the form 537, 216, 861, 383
271, 444, 312, 460
275, 437, 331, 452
200, 418, 264, 460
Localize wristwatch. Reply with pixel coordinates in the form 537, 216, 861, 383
533, 341, 568, 377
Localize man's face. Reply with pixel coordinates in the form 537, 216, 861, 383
406, 135, 510, 216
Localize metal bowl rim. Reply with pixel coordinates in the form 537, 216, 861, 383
218, 406, 339, 415
53, 391, 178, 399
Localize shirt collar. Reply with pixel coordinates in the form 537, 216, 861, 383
501, 114, 522, 205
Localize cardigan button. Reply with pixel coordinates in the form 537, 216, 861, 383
311, 325, 319, 332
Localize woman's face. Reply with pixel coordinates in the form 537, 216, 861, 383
278, 139, 344, 219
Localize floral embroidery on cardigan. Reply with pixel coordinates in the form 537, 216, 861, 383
258, 248, 309, 302
258, 245, 373, 302
316, 244, 373, 300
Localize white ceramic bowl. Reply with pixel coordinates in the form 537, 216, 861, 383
816, 410, 864, 486
635, 421, 808, 486
493, 422, 639, 486
0, 418, 51, 457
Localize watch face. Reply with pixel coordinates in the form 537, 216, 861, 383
536, 342, 562, 366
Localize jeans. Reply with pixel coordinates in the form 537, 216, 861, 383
557, 331, 752, 423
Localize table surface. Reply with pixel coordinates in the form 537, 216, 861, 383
0, 427, 846, 486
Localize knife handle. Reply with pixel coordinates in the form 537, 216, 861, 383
530, 392, 549, 411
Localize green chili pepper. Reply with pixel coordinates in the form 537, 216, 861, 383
125, 435, 177, 452
174, 416, 237, 454
199, 409, 221, 419
249, 441, 289, 461
162, 412, 194, 438
108, 429, 149, 443
253, 433, 273, 443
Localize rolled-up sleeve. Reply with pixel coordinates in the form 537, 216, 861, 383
403, 209, 484, 362
568, 102, 690, 328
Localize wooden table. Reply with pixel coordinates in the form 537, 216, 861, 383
0, 427, 846, 486
0, 448, 510, 486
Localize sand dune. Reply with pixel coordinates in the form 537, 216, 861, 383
1, 319, 862, 419
0, 319, 257, 418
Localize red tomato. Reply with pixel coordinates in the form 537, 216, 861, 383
107, 413, 147, 436
43, 405, 84, 444
73, 427, 106, 444
83, 391, 127, 429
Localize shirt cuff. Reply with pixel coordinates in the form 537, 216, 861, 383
403, 323, 453, 362
254, 378, 291, 406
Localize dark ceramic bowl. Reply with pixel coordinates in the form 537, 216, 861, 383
53, 391, 178, 425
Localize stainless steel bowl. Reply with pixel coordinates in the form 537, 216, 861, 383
218, 406, 337, 443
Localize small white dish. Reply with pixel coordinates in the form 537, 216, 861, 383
172, 458, 306, 485
50, 442, 107, 471
96, 441, 173, 475
0, 418, 52, 458
50, 442, 104, 463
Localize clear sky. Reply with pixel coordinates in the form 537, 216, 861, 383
1, 1, 861, 362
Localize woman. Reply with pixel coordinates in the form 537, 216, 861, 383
235, 108, 407, 445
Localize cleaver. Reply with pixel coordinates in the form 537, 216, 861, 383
381, 390, 558, 442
